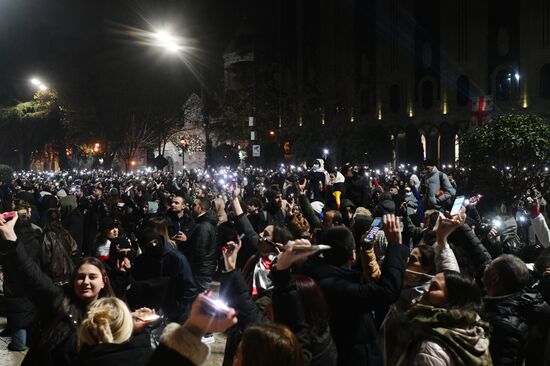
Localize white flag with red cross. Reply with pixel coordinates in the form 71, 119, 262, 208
471, 96, 493, 127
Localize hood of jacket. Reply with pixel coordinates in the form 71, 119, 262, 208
404, 305, 492, 366
313, 159, 325, 172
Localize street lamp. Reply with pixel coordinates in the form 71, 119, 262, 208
152, 29, 183, 53
29, 77, 48, 91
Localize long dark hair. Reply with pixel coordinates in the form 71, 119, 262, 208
240, 323, 303, 366
443, 270, 482, 314
272, 225, 294, 245
417, 244, 436, 274
294, 275, 329, 335
44, 208, 74, 247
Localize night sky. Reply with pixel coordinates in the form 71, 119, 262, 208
0, 0, 251, 104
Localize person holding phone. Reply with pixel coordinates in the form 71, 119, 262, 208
302, 214, 410, 366
0, 212, 117, 366
147, 294, 237, 366
219, 236, 337, 366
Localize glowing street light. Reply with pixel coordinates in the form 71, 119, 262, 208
29, 77, 48, 91
153, 29, 183, 53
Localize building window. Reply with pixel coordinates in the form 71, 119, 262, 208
456, 75, 470, 106
541, 64, 550, 98
421, 133, 427, 160
455, 134, 460, 163
421, 80, 434, 109
389, 84, 401, 112
495, 69, 513, 101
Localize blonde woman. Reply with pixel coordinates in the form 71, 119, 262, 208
77, 297, 153, 366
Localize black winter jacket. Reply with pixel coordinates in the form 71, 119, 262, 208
219, 270, 269, 366
133, 242, 198, 323
77, 332, 152, 366
2, 230, 41, 330
184, 210, 218, 277
485, 289, 550, 366
303, 242, 409, 366
232, 213, 259, 270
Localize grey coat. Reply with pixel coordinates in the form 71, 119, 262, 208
422, 167, 454, 210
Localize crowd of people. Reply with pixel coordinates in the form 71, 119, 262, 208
0, 158, 549, 366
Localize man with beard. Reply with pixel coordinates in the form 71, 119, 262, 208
263, 185, 288, 226
132, 228, 197, 322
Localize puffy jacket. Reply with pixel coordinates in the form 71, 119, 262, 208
484, 289, 550, 366
184, 210, 218, 277
421, 167, 454, 211
398, 306, 492, 366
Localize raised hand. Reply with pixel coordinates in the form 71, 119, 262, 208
383, 214, 402, 245
222, 239, 242, 272
0, 212, 18, 242
275, 239, 317, 270
185, 294, 238, 335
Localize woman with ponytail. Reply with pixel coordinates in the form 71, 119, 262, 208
77, 297, 152, 366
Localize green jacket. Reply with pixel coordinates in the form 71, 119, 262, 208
397, 305, 492, 366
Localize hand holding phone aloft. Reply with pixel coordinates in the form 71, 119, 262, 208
275, 240, 320, 270
184, 294, 237, 337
